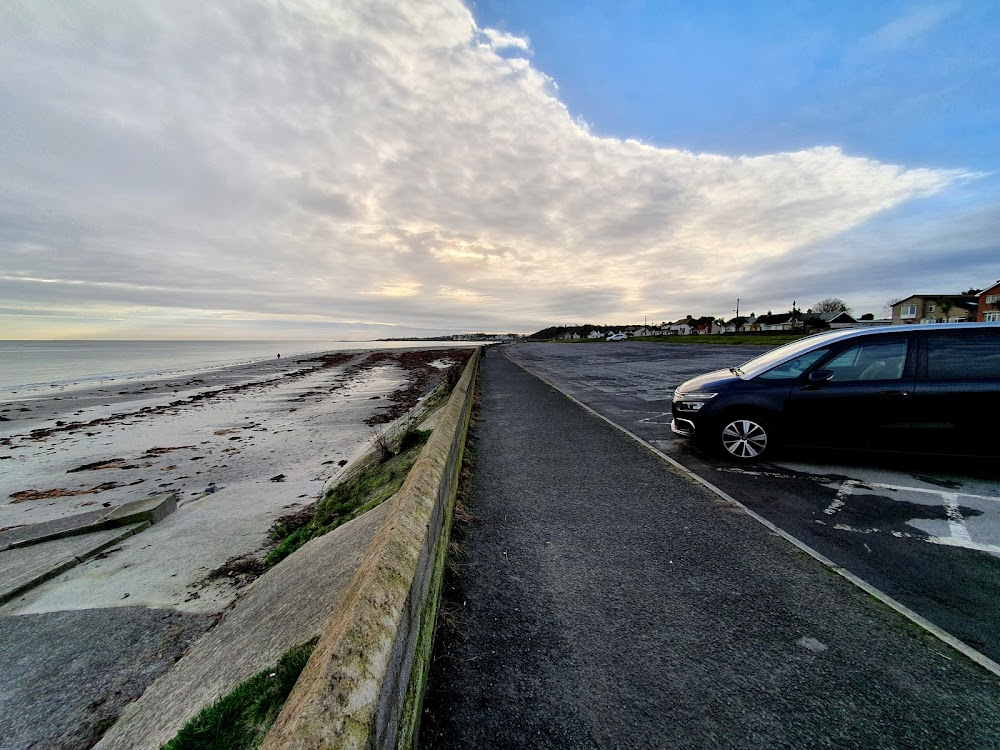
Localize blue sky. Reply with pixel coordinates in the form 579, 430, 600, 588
473, 1, 999, 170
1, 1, 997, 339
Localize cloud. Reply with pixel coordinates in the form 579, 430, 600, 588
859, 4, 959, 55
481, 27, 530, 50
0, 0, 975, 338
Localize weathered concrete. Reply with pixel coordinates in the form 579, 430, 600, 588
104, 492, 178, 526
260, 348, 480, 750
94, 501, 392, 750
0, 507, 111, 552
0, 493, 176, 552
0, 523, 148, 605
0, 606, 214, 750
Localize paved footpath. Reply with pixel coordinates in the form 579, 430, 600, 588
419, 350, 1000, 749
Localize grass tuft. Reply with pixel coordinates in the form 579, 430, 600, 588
161, 640, 316, 750
266, 427, 432, 567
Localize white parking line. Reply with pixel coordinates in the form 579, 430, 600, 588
846, 480, 999, 503
942, 493, 975, 546
824, 482, 851, 516
637, 411, 672, 425
815, 480, 1000, 557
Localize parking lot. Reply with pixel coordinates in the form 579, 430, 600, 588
505, 341, 1000, 664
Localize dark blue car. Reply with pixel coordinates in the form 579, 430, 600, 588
671, 322, 1000, 461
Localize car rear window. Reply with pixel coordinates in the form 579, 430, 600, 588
924, 332, 1000, 379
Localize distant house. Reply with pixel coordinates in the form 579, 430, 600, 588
716, 313, 755, 334
854, 318, 893, 327
891, 295, 978, 324
977, 281, 1000, 322
664, 321, 692, 335
632, 327, 655, 337
754, 312, 800, 331
587, 330, 604, 339
802, 311, 859, 329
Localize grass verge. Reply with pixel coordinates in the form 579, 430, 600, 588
161, 640, 316, 750
415, 380, 482, 746
266, 426, 433, 567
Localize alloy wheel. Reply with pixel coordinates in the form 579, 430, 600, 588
721, 418, 768, 460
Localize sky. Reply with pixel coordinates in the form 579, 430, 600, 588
1, 0, 998, 340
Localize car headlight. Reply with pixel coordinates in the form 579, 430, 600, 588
672, 392, 717, 411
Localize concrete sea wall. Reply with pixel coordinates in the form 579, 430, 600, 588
261, 346, 481, 750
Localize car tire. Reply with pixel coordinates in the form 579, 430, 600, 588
718, 415, 773, 461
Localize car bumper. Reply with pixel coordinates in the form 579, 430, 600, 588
671, 417, 697, 437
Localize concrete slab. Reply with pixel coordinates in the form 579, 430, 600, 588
1, 482, 315, 615
104, 493, 178, 526
0, 493, 176, 552
0, 507, 112, 551
95, 500, 391, 750
0, 606, 215, 750
0, 524, 148, 605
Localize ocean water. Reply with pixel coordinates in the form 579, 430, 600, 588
0, 340, 441, 393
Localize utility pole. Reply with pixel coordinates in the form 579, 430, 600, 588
735, 298, 740, 319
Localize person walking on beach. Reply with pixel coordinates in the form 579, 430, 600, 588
277, 353, 281, 359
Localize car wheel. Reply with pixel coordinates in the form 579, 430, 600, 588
719, 415, 772, 461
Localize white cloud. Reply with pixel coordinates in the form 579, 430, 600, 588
0, 0, 974, 337
859, 4, 959, 55
481, 27, 530, 50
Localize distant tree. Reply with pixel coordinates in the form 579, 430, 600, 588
812, 297, 852, 314
963, 288, 983, 295
803, 316, 830, 331
860, 313, 874, 321
883, 298, 904, 318
930, 295, 956, 322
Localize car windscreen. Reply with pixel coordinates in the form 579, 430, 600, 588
735, 330, 850, 378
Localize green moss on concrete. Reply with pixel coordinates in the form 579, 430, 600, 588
397, 367, 476, 750
161, 640, 316, 750
258, 350, 480, 750
266, 430, 431, 567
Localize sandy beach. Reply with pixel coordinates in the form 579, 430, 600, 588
0, 346, 471, 613
0, 345, 475, 748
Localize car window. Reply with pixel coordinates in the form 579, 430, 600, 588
925, 332, 1000, 379
823, 340, 908, 382
756, 347, 831, 380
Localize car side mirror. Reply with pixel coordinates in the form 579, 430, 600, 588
806, 369, 834, 386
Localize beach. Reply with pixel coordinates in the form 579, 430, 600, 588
0, 345, 472, 612
0, 344, 475, 748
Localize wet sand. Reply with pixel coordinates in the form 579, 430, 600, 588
0, 346, 471, 611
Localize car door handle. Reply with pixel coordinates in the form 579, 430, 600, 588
877, 390, 909, 397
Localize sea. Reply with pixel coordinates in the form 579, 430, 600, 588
0, 340, 456, 395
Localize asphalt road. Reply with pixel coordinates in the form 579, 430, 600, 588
504, 341, 1000, 664
419, 348, 1000, 749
